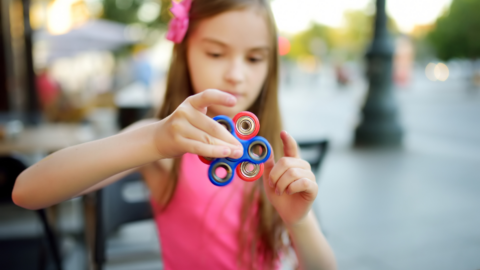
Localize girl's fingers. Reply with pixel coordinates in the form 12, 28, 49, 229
280, 131, 300, 158
274, 167, 316, 196
285, 178, 318, 198
268, 157, 311, 187
188, 89, 236, 113
186, 110, 242, 148
180, 123, 242, 158
181, 137, 236, 158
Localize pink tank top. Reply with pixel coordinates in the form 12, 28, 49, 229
151, 153, 278, 269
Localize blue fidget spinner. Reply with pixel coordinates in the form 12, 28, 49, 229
198, 111, 271, 186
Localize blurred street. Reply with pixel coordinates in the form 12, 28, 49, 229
2, 0, 480, 269
280, 64, 480, 270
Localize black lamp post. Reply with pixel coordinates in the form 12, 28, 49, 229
354, 0, 402, 146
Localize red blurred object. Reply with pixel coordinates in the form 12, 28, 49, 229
198, 156, 213, 165
278, 36, 290, 56
35, 70, 59, 107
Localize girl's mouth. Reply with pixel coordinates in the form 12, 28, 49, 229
220, 90, 242, 98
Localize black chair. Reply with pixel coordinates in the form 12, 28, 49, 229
93, 172, 152, 270
0, 156, 63, 270
298, 139, 329, 175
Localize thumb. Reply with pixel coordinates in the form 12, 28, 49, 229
280, 130, 300, 158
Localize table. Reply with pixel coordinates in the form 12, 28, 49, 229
0, 123, 97, 155
0, 123, 103, 269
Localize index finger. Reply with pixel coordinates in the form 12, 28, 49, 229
188, 89, 236, 113
187, 112, 243, 148
280, 131, 300, 158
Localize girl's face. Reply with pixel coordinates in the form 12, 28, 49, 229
187, 7, 270, 118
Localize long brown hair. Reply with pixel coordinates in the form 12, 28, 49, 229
156, 0, 287, 268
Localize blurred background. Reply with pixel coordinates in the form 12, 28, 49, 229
0, 0, 479, 269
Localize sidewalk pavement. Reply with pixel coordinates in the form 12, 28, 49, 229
280, 67, 480, 270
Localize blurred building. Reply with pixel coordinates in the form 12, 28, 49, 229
0, 0, 37, 123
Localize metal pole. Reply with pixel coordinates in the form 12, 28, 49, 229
354, 0, 402, 146
22, 0, 41, 125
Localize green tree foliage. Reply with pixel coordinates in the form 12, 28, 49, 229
288, 23, 332, 59
287, 6, 399, 61
337, 9, 373, 59
101, 0, 171, 27
338, 8, 398, 59
428, 0, 480, 60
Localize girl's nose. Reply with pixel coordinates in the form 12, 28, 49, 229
224, 57, 245, 86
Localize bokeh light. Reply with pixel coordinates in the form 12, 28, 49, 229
425, 62, 450, 82
434, 62, 449, 81
47, 0, 73, 35
278, 36, 291, 56
137, 2, 161, 23
425, 62, 436, 81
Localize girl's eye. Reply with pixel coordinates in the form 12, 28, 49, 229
207, 52, 222, 58
248, 57, 264, 63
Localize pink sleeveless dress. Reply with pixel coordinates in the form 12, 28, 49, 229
150, 153, 279, 269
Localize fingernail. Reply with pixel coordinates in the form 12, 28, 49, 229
223, 148, 231, 156
227, 96, 236, 104
275, 187, 281, 195
233, 149, 242, 158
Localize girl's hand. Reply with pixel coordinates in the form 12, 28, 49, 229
263, 131, 318, 227
153, 89, 244, 160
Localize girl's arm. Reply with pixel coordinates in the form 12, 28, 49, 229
13, 122, 162, 210
263, 131, 337, 270
287, 211, 336, 270
13, 90, 243, 210
74, 119, 158, 197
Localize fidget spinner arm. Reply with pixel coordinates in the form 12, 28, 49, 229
198, 111, 271, 186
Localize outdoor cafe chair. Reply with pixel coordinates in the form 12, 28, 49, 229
0, 155, 63, 270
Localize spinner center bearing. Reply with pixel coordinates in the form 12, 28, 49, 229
236, 116, 255, 136
240, 162, 260, 178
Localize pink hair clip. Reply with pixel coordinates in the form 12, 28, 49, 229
166, 0, 192, 44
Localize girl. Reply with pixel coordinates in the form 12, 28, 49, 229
13, 0, 336, 269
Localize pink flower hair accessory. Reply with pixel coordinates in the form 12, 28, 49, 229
166, 0, 192, 44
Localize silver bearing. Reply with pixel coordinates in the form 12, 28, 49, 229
211, 162, 233, 183
236, 116, 255, 136
248, 141, 268, 161
240, 162, 260, 178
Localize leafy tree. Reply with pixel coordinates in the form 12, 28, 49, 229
288, 23, 333, 59
101, 0, 171, 27
336, 8, 399, 59
287, 6, 399, 61
428, 0, 480, 60
334, 9, 373, 60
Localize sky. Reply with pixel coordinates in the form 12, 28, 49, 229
271, 0, 453, 34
